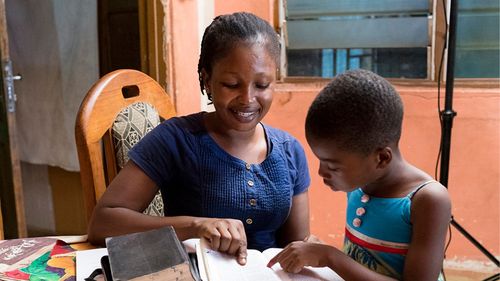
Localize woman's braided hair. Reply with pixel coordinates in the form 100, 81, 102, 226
197, 12, 280, 101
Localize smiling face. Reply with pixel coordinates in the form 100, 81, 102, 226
202, 42, 276, 133
308, 137, 381, 193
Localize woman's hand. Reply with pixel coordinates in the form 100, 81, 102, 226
194, 218, 248, 265
303, 234, 325, 244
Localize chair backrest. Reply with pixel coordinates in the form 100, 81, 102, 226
75, 69, 176, 223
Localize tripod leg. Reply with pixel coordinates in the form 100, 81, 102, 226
482, 273, 499, 281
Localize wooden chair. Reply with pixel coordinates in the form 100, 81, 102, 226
75, 69, 176, 224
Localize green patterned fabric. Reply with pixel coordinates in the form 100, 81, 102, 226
112, 102, 164, 216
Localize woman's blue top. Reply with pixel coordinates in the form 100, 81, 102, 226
128, 112, 310, 251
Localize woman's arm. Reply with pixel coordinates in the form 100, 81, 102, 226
88, 161, 194, 243
276, 191, 310, 247
87, 161, 248, 264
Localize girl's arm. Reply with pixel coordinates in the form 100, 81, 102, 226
276, 191, 310, 247
268, 242, 397, 281
403, 183, 451, 279
87, 161, 248, 265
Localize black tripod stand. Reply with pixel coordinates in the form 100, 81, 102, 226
439, 1, 499, 280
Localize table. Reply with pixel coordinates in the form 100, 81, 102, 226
1, 236, 345, 281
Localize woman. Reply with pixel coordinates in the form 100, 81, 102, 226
88, 12, 310, 265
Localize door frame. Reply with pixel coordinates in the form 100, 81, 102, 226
138, 0, 168, 91
0, 0, 27, 239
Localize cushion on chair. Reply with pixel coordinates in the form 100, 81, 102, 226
112, 102, 164, 216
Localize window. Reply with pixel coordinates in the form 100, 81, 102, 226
281, 0, 499, 79
455, 0, 499, 78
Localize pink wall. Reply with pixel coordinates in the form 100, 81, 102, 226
215, 0, 274, 23
168, 0, 201, 116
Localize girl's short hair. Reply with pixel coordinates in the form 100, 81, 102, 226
306, 69, 404, 155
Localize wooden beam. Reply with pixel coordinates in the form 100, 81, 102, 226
139, 0, 167, 91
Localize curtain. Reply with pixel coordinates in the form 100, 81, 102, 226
6, 0, 99, 171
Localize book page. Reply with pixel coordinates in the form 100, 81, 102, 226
263, 248, 344, 281
196, 240, 280, 281
182, 238, 199, 254
75, 248, 108, 281
46, 234, 88, 244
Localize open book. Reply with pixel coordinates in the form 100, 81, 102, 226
194, 239, 343, 281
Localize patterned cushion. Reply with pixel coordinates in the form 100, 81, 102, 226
112, 102, 164, 216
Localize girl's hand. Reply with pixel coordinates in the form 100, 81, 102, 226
194, 218, 248, 265
267, 241, 334, 273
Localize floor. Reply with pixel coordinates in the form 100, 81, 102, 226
444, 267, 499, 281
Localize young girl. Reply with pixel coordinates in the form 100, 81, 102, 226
88, 12, 310, 265
268, 69, 451, 280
